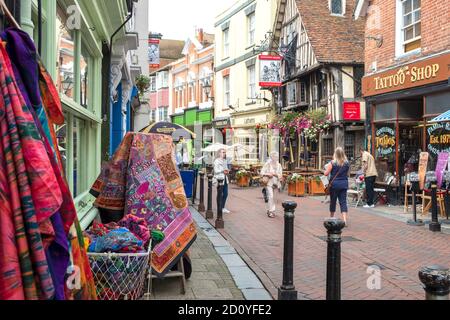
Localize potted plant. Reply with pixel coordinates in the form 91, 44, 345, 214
287, 173, 306, 196
236, 169, 250, 187
309, 176, 325, 195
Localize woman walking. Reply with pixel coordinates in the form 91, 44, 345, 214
214, 148, 230, 213
324, 147, 350, 226
261, 151, 283, 218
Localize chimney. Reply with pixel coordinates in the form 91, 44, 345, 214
197, 28, 204, 44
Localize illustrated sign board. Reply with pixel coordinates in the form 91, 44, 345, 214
435, 152, 449, 188
259, 55, 282, 87
343, 102, 361, 121
427, 122, 450, 155
362, 52, 450, 97
148, 38, 160, 68
375, 126, 395, 156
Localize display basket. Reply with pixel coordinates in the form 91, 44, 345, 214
87, 242, 151, 300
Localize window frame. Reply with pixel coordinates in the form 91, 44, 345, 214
395, 0, 421, 56
223, 28, 230, 58
247, 64, 256, 100
223, 75, 230, 108
247, 12, 256, 46
329, 0, 345, 16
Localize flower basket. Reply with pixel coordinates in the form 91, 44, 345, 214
287, 174, 306, 196
309, 177, 325, 195
237, 175, 250, 187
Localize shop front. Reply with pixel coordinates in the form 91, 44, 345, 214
363, 52, 450, 201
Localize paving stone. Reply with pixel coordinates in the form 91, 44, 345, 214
220, 253, 247, 268
192, 287, 234, 300
228, 266, 265, 290
241, 289, 273, 300
215, 246, 237, 255
209, 236, 231, 248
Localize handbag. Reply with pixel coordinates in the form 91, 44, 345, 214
324, 163, 344, 195
261, 176, 270, 186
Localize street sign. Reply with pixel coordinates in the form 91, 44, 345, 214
343, 102, 361, 120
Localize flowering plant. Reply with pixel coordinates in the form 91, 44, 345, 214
287, 173, 305, 183
236, 169, 250, 179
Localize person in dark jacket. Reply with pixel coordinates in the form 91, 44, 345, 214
324, 147, 350, 226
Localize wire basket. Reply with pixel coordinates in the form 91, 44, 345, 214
87, 243, 151, 300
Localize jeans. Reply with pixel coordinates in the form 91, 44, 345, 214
365, 176, 376, 206
221, 180, 228, 210
329, 187, 348, 213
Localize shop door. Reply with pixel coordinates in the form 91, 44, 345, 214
399, 124, 423, 184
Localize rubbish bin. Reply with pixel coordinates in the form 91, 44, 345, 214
180, 170, 195, 198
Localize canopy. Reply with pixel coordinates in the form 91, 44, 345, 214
429, 110, 450, 123
201, 143, 229, 153
140, 122, 196, 141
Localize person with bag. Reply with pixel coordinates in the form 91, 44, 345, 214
214, 148, 231, 213
260, 151, 283, 218
324, 147, 350, 226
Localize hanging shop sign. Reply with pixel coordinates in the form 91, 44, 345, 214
375, 126, 396, 156
259, 55, 282, 87
343, 102, 361, 120
148, 38, 160, 68
362, 52, 450, 97
427, 123, 450, 155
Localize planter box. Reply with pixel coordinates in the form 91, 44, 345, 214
288, 180, 306, 197
237, 176, 250, 187
309, 179, 325, 195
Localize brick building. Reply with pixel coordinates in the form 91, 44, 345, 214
355, 0, 450, 189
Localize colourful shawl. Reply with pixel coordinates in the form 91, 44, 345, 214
91, 133, 197, 277
0, 28, 96, 300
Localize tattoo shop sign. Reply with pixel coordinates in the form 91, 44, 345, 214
375, 127, 395, 156
427, 123, 450, 155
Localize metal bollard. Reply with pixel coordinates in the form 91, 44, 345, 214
198, 171, 206, 213
278, 201, 298, 300
418, 265, 450, 300
205, 174, 214, 219
324, 218, 346, 300
443, 171, 450, 224
192, 170, 197, 205
407, 174, 424, 226
215, 178, 224, 229
429, 183, 441, 232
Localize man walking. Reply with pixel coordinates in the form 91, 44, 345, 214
360, 147, 378, 208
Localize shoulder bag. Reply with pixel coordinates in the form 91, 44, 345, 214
324, 163, 344, 195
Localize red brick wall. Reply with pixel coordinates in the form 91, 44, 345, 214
364, 0, 450, 74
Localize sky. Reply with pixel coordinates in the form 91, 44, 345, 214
148, 0, 237, 40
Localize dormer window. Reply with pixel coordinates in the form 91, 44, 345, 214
330, 0, 345, 16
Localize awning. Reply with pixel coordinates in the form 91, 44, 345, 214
429, 110, 450, 123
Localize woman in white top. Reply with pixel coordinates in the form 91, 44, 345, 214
213, 148, 230, 213
261, 151, 283, 218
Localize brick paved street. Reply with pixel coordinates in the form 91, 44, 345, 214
203, 185, 450, 300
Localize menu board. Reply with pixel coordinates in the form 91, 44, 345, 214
418, 152, 429, 190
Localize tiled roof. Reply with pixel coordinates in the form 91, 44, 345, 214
295, 0, 365, 64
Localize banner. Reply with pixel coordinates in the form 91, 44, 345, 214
148, 38, 160, 68
418, 152, 429, 190
436, 152, 449, 188
259, 55, 282, 87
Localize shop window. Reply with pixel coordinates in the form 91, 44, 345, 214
398, 99, 423, 119
57, 12, 75, 100
80, 44, 90, 108
287, 82, 297, 105
344, 132, 356, 160
299, 82, 307, 103
374, 124, 397, 180
374, 101, 397, 121
425, 92, 450, 116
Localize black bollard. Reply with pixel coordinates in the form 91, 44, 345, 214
324, 218, 346, 300
443, 190, 450, 225
192, 170, 197, 205
278, 201, 298, 300
418, 265, 450, 300
407, 177, 424, 226
205, 174, 214, 219
198, 171, 206, 213
429, 183, 441, 232
215, 178, 224, 229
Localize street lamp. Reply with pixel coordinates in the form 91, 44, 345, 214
203, 79, 213, 101
61, 73, 74, 95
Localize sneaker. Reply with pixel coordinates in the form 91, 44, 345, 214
223, 208, 230, 214
363, 204, 375, 208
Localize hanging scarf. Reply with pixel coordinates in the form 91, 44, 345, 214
91, 133, 197, 277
